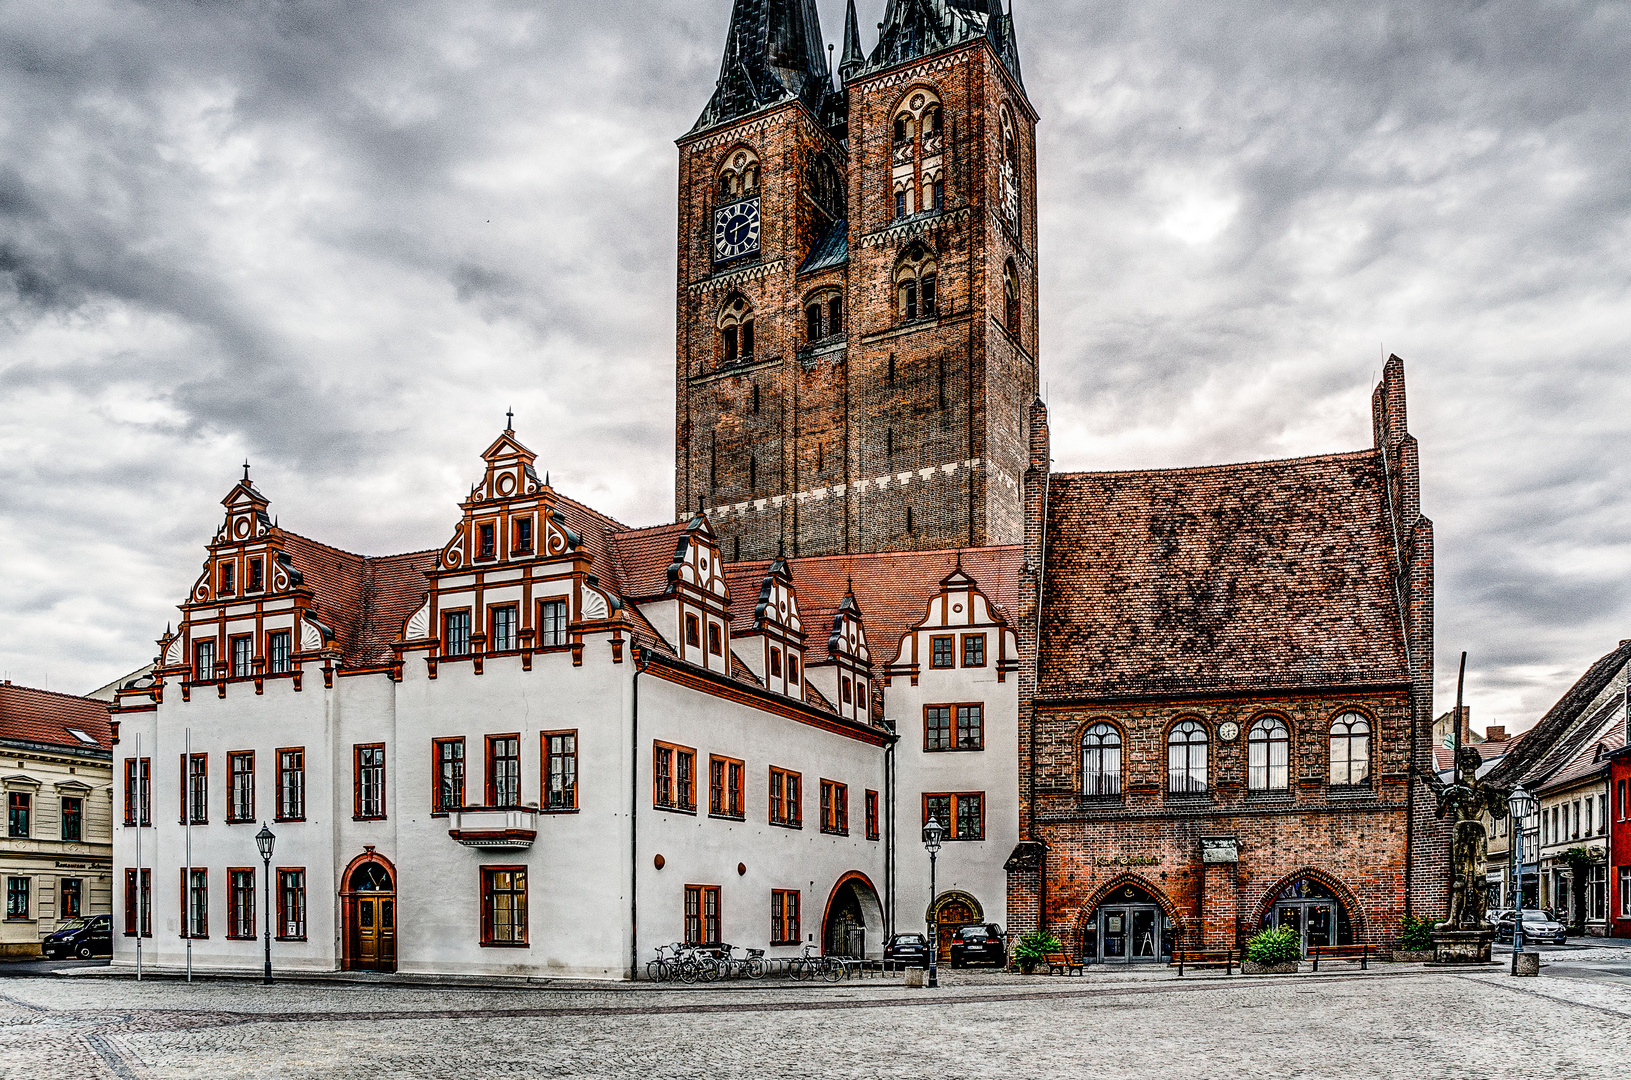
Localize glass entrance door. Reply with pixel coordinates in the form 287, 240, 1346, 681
1272, 901, 1335, 957
1101, 907, 1128, 960
1130, 909, 1159, 960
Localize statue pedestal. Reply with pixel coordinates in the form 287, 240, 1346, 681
1429, 927, 1495, 965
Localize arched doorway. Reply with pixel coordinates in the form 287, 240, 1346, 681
1257, 874, 1357, 957
822, 872, 884, 958
927, 891, 985, 964
340, 850, 397, 972
1080, 882, 1175, 964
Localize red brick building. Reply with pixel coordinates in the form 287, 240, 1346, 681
674, 0, 1037, 561
1610, 745, 1631, 937
1006, 359, 1446, 958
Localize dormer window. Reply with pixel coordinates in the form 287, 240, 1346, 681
842, 676, 853, 704
478, 523, 496, 560
708, 623, 723, 656
247, 558, 263, 593
218, 562, 235, 596
770, 648, 782, 678
788, 654, 799, 684
194, 640, 217, 681
514, 518, 533, 554
686, 614, 701, 648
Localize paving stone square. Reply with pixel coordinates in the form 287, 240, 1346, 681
2, 955, 1630, 1080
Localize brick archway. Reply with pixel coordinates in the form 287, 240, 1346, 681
1250, 867, 1368, 942
1069, 874, 1183, 950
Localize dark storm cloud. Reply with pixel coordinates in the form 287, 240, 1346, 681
0, 0, 1627, 731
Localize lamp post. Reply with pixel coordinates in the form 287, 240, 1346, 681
923, 817, 944, 989
256, 823, 276, 985
1508, 786, 1536, 976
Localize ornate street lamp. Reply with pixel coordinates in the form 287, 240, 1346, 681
923, 817, 944, 989
256, 823, 276, 985
1507, 786, 1536, 976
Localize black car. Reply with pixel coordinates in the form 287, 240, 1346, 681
949, 924, 1006, 968
884, 932, 930, 967
42, 914, 112, 959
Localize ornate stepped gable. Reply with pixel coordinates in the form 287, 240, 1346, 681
121, 427, 887, 734
884, 562, 1020, 686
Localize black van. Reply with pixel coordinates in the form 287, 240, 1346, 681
41, 913, 113, 959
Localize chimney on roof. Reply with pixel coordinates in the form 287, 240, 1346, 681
1485, 725, 1506, 743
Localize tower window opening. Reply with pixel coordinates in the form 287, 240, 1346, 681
718, 148, 761, 201
752, 383, 760, 413
748, 454, 757, 491
1004, 260, 1021, 338
894, 186, 908, 219
896, 246, 939, 322
886, 428, 894, 459
806, 304, 822, 342
829, 296, 842, 336
906, 506, 914, 534
894, 115, 911, 143
718, 295, 755, 366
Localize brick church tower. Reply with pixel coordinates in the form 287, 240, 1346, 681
675, 0, 1038, 560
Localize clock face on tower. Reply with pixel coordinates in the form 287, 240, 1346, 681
713, 197, 762, 262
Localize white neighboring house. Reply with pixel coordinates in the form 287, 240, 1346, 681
111, 431, 894, 979
725, 549, 1024, 961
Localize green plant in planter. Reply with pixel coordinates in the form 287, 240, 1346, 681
1398, 913, 1436, 952
1012, 931, 1061, 974
1245, 926, 1301, 965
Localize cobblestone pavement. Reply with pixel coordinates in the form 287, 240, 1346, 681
2, 961, 1629, 1080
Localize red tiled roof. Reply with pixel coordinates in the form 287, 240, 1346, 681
279, 534, 438, 667
723, 546, 1023, 668
1542, 702, 1626, 790
1433, 737, 1516, 774
608, 521, 690, 601
1038, 451, 1410, 700
0, 683, 113, 752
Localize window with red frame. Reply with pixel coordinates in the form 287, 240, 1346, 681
769, 767, 801, 827
865, 789, 879, 840
354, 744, 385, 819
123, 868, 151, 937
123, 757, 151, 826
771, 890, 800, 945
227, 869, 255, 939
227, 751, 254, 822
433, 738, 465, 814
487, 735, 520, 807
709, 755, 744, 819
684, 884, 721, 945
481, 867, 528, 945
654, 742, 696, 811
278, 869, 306, 940
820, 780, 848, 835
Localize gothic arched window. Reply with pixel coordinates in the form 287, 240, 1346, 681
1329, 712, 1372, 786
1248, 716, 1291, 792
1003, 260, 1021, 337
891, 88, 944, 220
1167, 720, 1209, 794
1081, 722, 1122, 797
999, 106, 1020, 231
895, 244, 938, 322
718, 294, 755, 365
804, 289, 843, 343
718, 148, 760, 201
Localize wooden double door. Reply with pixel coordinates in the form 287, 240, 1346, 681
345, 861, 396, 972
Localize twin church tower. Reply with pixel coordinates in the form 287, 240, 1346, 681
674, 0, 1038, 560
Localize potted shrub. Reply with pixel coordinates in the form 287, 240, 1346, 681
1394, 914, 1436, 962
1242, 926, 1301, 974
1012, 931, 1061, 975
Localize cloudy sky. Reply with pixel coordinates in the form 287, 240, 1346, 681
1, 0, 1627, 732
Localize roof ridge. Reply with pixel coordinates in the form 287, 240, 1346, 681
726, 544, 1022, 569
0, 683, 110, 707
1052, 447, 1380, 481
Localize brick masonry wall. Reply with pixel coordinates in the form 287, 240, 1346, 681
1029, 690, 1417, 950
675, 43, 1038, 561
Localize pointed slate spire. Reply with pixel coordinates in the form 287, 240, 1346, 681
865, 0, 1023, 87
693, 0, 833, 133
840, 0, 866, 83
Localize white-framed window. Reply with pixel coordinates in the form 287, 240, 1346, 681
1248, 716, 1291, 792
1081, 723, 1122, 797
1167, 720, 1208, 794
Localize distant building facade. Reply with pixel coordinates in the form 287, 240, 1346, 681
0, 682, 114, 957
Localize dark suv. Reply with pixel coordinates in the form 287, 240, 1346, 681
42, 914, 113, 959
949, 924, 1006, 968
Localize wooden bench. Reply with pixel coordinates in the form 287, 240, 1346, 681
1170, 948, 1241, 976
1309, 943, 1370, 971
1043, 952, 1084, 976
